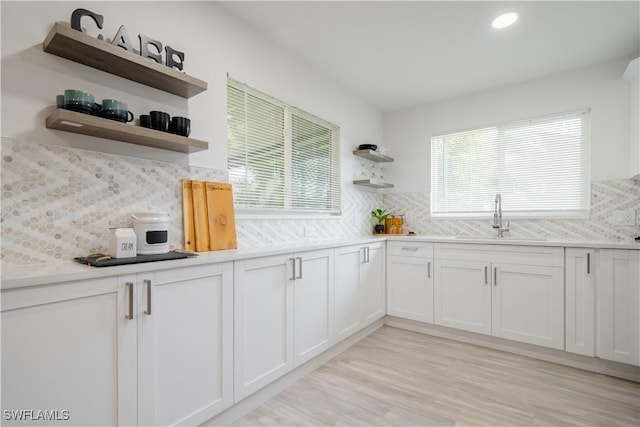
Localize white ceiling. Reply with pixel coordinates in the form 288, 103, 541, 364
218, 1, 640, 112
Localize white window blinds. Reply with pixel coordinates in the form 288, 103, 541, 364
431, 110, 590, 218
227, 78, 341, 214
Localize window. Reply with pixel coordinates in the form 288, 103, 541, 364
430, 110, 590, 218
227, 78, 341, 215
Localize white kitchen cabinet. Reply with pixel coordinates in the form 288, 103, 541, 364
128, 262, 234, 426
434, 259, 492, 335
434, 244, 565, 350
596, 249, 640, 366
334, 242, 386, 343
234, 249, 333, 402
361, 242, 386, 323
565, 248, 596, 356
386, 242, 434, 323
492, 262, 564, 349
1, 277, 135, 426
293, 249, 334, 366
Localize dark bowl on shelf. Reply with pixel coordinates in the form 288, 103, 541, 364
358, 144, 377, 151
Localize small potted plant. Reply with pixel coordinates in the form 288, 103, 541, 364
371, 208, 390, 234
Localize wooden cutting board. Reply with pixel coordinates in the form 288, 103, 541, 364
181, 179, 196, 251
182, 180, 237, 251
191, 180, 210, 251
205, 182, 238, 250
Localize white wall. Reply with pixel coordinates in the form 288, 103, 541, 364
0, 1, 386, 264
383, 58, 633, 193
1, 1, 383, 182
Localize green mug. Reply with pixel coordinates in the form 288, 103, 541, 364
64, 89, 94, 113
100, 99, 134, 123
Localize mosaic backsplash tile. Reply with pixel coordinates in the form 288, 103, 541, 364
2, 137, 638, 266
383, 178, 640, 242
1, 138, 383, 265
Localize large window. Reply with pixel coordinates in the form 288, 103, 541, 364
431, 110, 590, 218
227, 78, 341, 215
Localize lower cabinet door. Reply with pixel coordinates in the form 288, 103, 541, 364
136, 263, 233, 426
293, 249, 334, 366
360, 243, 386, 324
597, 249, 640, 366
565, 248, 596, 356
387, 255, 434, 323
492, 263, 565, 350
434, 259, 492, 335
1, 277, 135, 427
334, 245, 362, 343
234, 255, 294, 401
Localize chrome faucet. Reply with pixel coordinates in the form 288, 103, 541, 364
492, 193, 510, 237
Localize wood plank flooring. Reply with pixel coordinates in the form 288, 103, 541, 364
233, 326, 639, 426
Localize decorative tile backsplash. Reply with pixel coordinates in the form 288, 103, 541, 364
1, 138, 383, 265
1, 138, 638, 265
383, 178, 640, 242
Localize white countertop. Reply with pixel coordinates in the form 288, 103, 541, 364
0, 237, 386, 290
385, 235, 640, 250
2, 235, 638, 290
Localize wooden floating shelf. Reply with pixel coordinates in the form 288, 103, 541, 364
45, 109, 208, 153
352, 149, 394, 163
43, 22, 208, 98
353, 180, 394, 189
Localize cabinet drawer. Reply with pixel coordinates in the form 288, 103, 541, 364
388, 241, 434, 257
434, 243, 563, 267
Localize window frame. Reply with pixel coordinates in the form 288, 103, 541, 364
430, 109, 591, 220
227, 78, 342, 217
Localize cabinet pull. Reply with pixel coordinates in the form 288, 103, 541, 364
296, 257, 303, 279
126, 282, 134, 320
494, 267, 498, 286
402, 247, 419, 251
289, 258, 296, 280
427, 261, 431, 278
360, 248, 366, 264
484, 266, 488, 284
366, 247, 370, 263
144, 279, 152, 315
587, 253, 591, 274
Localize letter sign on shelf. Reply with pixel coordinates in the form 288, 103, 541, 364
69, 8, 187, 71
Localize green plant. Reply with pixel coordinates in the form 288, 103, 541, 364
371, 208, 390, 224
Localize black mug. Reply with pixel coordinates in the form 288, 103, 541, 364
150, 111, 170, 132
169, 116, 190, 137
139, 115, 151, 128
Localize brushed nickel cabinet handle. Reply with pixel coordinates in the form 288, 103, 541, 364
290, 258, 296, 280
494, 267, 498, 286
428, 261, 432, 278
360, 248, 366, 264
366, 247, 370, 263
402, 247, 419, 251
126, 282, 134, 320
484, 266, 488, 285
296, 257, 303, 279
587, 253, 591, 274
144, 279, 152, 315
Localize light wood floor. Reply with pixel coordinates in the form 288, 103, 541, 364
233, 326, 639, 426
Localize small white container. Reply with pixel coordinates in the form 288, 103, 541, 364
109, 228, 137, 258
132, 212, 170, 255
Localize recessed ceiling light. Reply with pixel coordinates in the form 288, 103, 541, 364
492, 12, 518, 29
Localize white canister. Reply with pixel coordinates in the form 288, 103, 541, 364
132, 212, 170, 255
108, 228, 137, 258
